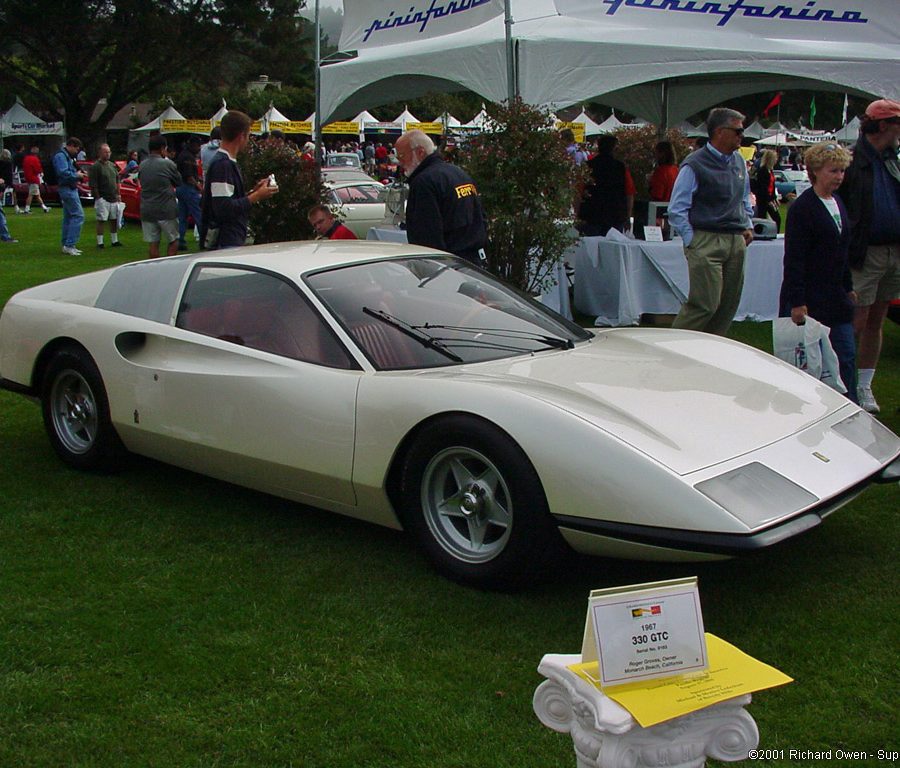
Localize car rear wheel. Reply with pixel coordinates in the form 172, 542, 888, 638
401, 415, 562, 589
41, 347, 125, 471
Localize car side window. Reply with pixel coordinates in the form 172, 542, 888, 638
176, 266, 357, 369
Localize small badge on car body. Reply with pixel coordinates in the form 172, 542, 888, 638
813, 452, 830, 463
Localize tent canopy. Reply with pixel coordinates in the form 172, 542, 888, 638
133, 105, 188, 133
322, 0, 899, 126
0, 97, 64, 137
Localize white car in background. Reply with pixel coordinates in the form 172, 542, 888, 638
324, 178, 387, 238
324, 152, 363, 169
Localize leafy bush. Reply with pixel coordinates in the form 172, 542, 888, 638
458, 99, 588, 293
239, 139, 325, 244
608, 125, 695, 200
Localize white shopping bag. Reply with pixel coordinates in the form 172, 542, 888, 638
772, 316, 846, 393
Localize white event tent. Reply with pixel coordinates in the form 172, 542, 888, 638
133, 105, 188, 133
0, 98, 64, 137
321, 0, 899, 127
571, 108, 602, 137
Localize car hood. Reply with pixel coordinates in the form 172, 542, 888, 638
422, 328, 852, 475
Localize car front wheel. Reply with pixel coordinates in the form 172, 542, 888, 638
41, 347, 125, 471
401, 415, 562, 589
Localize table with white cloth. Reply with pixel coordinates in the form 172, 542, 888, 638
573, 234, 784, 327
367, 227, 572, 320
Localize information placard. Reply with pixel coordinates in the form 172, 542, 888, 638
581, 577, 707, 687
643, 225, 664, 242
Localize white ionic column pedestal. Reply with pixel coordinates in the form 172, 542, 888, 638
533, 654, 759, 768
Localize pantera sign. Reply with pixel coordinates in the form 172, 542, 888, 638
339, 0, 502, 50
553, 0, 897, 44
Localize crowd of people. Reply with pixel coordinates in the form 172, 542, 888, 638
0, 99, 896, 412
569, 98, 899, 413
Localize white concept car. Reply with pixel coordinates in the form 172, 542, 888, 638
2, 241, 897, 588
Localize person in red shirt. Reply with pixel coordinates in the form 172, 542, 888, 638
648, 140, 679, 202
21, 146, 50, 213
307, 204, 357, 240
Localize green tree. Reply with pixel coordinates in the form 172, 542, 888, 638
0, 0, 311, 147
459, 99, 588, 293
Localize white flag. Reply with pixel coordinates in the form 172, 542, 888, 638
841, 94, 849, 126
339, 0, 503, 51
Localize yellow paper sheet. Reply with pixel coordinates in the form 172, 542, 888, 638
568, 633, 792, 728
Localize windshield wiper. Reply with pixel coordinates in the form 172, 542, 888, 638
422, 324, 575, 351
362, 307, 464, 363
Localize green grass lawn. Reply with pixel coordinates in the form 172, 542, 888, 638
0, 209, 897, 767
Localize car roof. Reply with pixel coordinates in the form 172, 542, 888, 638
95, 242, 444, 322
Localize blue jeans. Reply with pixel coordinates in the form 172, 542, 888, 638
828, 322, 857, 404
59, 187, 84, 247
0, 206, 12, 241
177, 184, 202, 244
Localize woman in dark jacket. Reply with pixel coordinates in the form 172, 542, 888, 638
779, 142, 856, 402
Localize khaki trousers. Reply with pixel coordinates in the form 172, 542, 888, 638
672, 230, 746, 336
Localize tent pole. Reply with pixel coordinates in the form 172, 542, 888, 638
505, 0, 516, 102
314, 0, 322, 171
659, 79, 669, 137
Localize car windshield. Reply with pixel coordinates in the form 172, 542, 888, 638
331, 184, 384, 204
306, 256, 591, 370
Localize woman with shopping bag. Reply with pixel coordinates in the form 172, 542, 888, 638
778, 142, 857, 403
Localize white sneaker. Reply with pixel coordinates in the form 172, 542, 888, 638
62, 246, 82, 256
858, 386, 880, 414
42, 206, 50, 213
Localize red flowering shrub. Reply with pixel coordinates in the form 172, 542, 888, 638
610, 126, 695, 201
240, 139, 326, 244
458, 99, 589, 293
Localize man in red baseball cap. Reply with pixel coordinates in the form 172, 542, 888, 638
838, 98, 900, 413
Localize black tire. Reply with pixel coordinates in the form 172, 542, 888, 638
41, 347, 125, 471
400, 415, 563, 589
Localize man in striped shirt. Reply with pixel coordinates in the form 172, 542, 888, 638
200, 110, 278, 249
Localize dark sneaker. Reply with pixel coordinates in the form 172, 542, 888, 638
97, 243, 105, 248
111, 241, 124, 248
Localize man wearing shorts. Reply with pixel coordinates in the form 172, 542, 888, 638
138, 135, 181, 258
88, 143, 122, 249
839, 98, 900, 413
22, 145, 50, 214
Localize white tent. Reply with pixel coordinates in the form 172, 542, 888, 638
594, 112, 626, 134
571, 108, 602, 137
210, 100, 228, 125
743, 121, 765, 140
833, 116, 861, 144
352, 109, 378, 130
762, 121, 788, 136
461, 106, 489, 130
321, 0, 899, 126
754, 132, 810, 147
260, 103, 291, 133
393, 107, 420, 131
0, 98, 64, 137
133, 105, 188, 133
675, 120, 707, 138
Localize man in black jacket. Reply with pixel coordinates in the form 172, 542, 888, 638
578, 134, 635, 237
838, 98, 900, 414
395, 130, 486, 264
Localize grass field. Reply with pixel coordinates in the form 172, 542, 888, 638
0, 209, 897, 767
